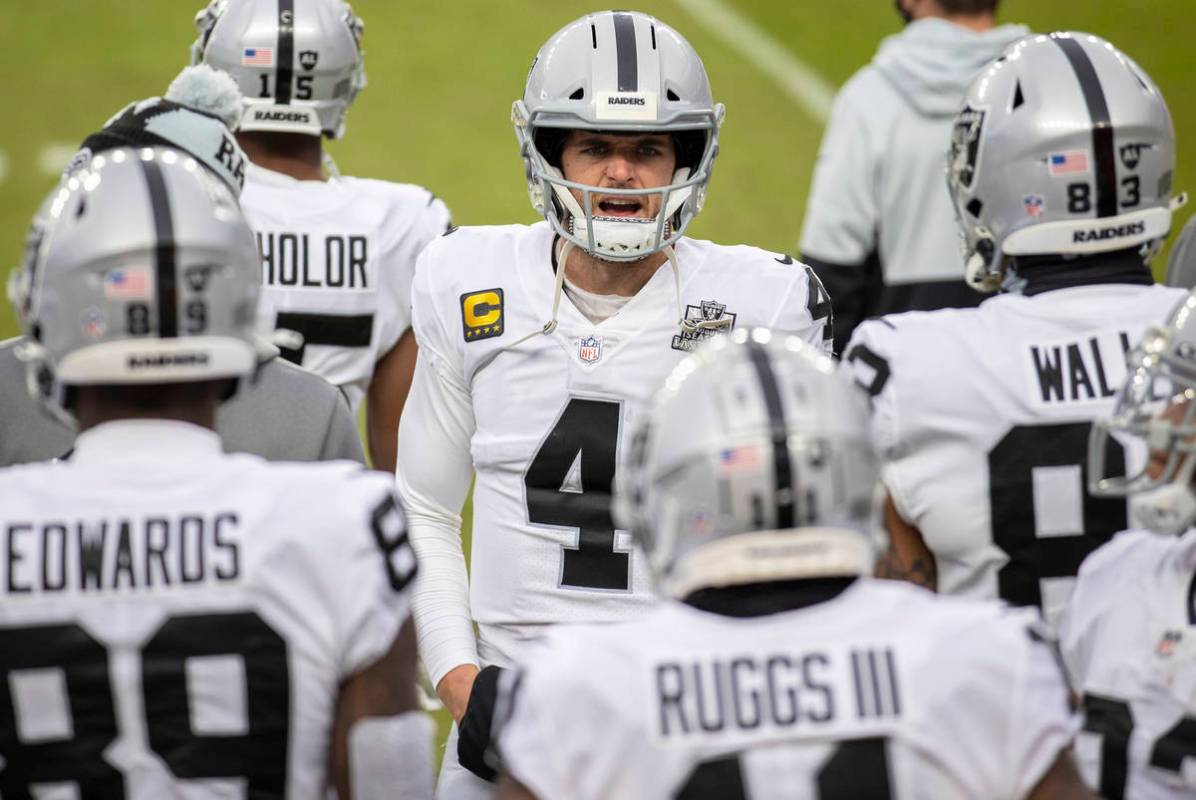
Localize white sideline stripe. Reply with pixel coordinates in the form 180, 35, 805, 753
673, 0, 836, 124
0, 149, 7, 185
38, 143, 79, 178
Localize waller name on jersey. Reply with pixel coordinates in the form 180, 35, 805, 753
1029, 330, 1132, 405
258, 231, 370, 289
655, 647, 901, 739
4, 512, 241, 594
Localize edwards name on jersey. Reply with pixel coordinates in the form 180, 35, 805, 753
497, 579, 1075, 799
0, 421, 416, 798
1061, 529, 1196, 799
845, 283, 1185, 627
242, 163, 451, 410
406, 221, 829, 666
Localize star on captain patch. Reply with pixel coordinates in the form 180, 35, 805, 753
461, 288, 504, 342
577, 335, 603, 365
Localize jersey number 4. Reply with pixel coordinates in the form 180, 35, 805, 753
525, 397, 628, 591
0, 611, 288, 796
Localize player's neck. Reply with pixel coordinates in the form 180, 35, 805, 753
928, 12, 995, 33
237, 131, 326, 182
558, 238, 669, 297
73, 382, 225, 433
683, 577, 858, 617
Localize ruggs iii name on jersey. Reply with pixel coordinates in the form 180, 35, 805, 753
497, 581, 1076, 800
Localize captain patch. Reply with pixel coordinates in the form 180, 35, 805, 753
461, 288, 504, 342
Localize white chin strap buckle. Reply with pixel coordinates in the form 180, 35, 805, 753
1133, 483, 1196, 535
572, 215, 658, 257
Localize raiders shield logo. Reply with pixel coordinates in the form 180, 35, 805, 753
299, 50, 319, 71
949, 105, 986, 190
671, 300, 737, 352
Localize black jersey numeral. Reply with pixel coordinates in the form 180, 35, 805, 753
524, 398, 626, 590
677, 737, 893, 799
0, 611, 290, 797
987, 421, 1126, 610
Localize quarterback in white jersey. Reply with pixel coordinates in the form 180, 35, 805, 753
397, 10, 828, 795
1058, 290, 1196, 798
191, 0, 451, 470
0, 148, 431, 798
496, 330, 1089, 800
845, 32, 1185, 627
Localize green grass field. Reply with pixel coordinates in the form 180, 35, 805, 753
3, 0, 1193, 769
1, 1, 1193, 348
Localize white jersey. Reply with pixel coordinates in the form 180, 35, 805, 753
397, 221, 830, 685
845, 283, 1186, 627
497, 579, 1076, 800
1060, 529, 1196, 799
241, 163, 451, 411
0, 420, 416, 799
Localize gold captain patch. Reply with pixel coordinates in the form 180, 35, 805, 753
461, 288, 504, 342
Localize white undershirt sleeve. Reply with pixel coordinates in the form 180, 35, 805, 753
396, 349, 479, 687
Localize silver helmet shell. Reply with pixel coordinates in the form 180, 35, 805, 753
21, 147, 264, 424
948, 32, 1176, 292
191, 0, 366, 140
613, 328, 884, 599
513, 10, 724, 261
1089, 292, 1196, 534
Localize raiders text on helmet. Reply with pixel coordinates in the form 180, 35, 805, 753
191, 0, 366, 139
947, 32, 1176, 292
613, 328, 883, 598
513, 10, 724, 261
17, 147, 266, 425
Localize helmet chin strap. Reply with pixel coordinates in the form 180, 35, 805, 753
548, 167, 692, 258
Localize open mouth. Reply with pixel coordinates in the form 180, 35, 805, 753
596, 198, 647, 217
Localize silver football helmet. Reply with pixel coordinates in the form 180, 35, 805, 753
191, 0, 366, 139
1090, 291, 1196, 534
948, 32, 1177, 292
513, 10, 724, 261
613, 328, 883, 599
18, 147, 265, 425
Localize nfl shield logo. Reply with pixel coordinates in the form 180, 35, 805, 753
299, 50, 319, 71
578, 335, 603, 365
1023, 194, 1045, 218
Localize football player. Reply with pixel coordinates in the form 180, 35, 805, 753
0, 147, 431, 798
395, 10, 831, 797
843, 32, 1187, 628
191, 0, 452, 471
1164, 213, 1196, 288
0, 64, 364, 466
800, 0, 1027, 354
494, 329, 1092, 800
1059, 292, 1196, 798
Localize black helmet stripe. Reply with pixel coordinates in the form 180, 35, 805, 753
612, 12, 638, 92
276, 0, 295, 105
746, 340, 796, 529
1053, 35, 1119, 218
139, 159, 179, 338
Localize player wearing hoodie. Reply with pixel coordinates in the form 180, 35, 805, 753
799, 0, 1027, 354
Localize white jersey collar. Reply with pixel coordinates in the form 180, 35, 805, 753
72, 419, 223, 464
245, 161, 329, 187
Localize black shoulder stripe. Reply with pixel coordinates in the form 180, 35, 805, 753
276, 0, 295, 105
1053, 36, 1118, 218
745, 341, 795, 529
612, 12, 638, 93
139, 159, 178, 338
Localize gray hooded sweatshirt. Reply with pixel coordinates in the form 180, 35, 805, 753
800, 18, 1028, 352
